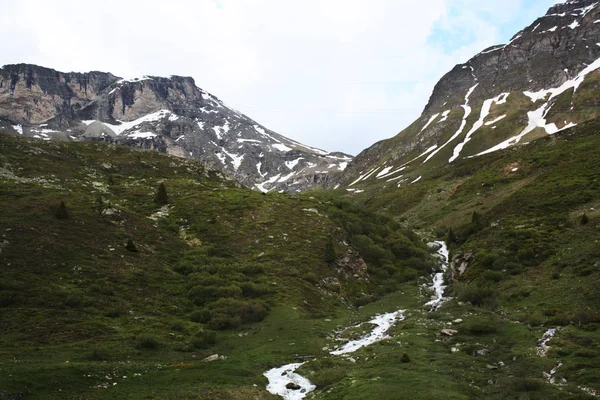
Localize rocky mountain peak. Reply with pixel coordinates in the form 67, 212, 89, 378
334, 0, 600, 191
0, 64, 352, 193
547, 0, 598, 16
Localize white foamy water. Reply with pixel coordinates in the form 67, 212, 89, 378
264, 362, 316, 400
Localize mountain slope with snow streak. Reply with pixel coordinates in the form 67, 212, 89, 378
334, 0, 600, 190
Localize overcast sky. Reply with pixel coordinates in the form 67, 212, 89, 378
0, 0, 560, 155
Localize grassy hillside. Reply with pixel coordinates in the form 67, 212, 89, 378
0, 135, 434, 399
326, 119, 600, 399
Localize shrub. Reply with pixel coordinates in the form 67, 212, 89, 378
482, 270, 503, 283
89, 347, 109, 361
324, 235, 336, 263
464, 321, 498, 335
189, 309, 211, 323
447, 228, 457, 245
187, 284, 243, 306
64, 292, 85, 308
207, 313, 242, 330
192, 330, 217, 349
0, 291, 16, 307
202, 298, 269, 330
354, 294, 376, 307
454, 282, 496, 307
580, 213, 589, 225
471, 211, 483, 230
135, 334, 160, 349
400, 353, 411, 363
125, 238, 138, 252
302, 273, 318, 284
154, 182, 168, 205
105, 308, 122, 318
242, 263, 265, 275
513, 378, 542, 392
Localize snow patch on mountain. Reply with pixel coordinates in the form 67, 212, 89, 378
449, 92, 510, 162
424, 83, 479, 163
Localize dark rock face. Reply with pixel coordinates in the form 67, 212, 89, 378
0, 64, 352, 193
424, 0, 600, 114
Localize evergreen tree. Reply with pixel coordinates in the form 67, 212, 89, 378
580, 213, 589, 225
447, 228, 457, 245
55, 201, 69, 219
324, 235, 336, 263
125, 238, 138, 252
472, 211, 482, 230
154, 183, 168, 205
94, 196, 104, 215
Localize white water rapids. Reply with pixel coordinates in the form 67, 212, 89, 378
263, 241, 450, 399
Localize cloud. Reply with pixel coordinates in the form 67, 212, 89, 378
0, 0, 557, 155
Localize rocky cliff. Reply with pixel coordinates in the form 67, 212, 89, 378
0, 64, 351, 192
335, 0, 600, 189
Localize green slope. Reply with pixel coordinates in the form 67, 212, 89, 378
0, 135, 434, 399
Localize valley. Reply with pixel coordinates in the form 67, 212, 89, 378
1, 1, 600, 399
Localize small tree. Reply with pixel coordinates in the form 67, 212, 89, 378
94, 196, 104, 215
324, 235, 336, 263
580, 213, 589, 225
447, 228, 457, 245
125, 238, 138, 252
154, 182, 168, 205
55, 201, 69, 219
472, 211, 482, 230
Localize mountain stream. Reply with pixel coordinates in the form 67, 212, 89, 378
263, 241, 450, 399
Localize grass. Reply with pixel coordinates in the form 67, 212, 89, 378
0, 134, 437, 398
1, 115, 600, 398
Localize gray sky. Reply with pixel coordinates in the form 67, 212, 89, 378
0, 0, 559, 155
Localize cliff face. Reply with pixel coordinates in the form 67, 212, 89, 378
335, 0, 600, 189
0, 64, 118, 127
0, 64, 351, 193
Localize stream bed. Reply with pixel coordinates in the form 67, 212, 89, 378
263, 241, 450, 399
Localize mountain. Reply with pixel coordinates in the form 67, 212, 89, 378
0, 64, 352, 193
335, 0, 600, 190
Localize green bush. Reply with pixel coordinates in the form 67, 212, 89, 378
187, 284, 243, 306
464, 320, 498, 335
324, 235, 336, 263
512, 378, 542, 392
192, 330, 217, 349
400, 353, 411, 363
135, 334, 160, 349
105, 308, 122, 318
580, 213, 589, 225
0, 291, 16, 307
354, 294, 376, 307
201, 298, 269, 330
189, 309, 211, 323
351, 235, 392, 266
89, 347, 109, 361
207, 313, 242, 330
454, 282, 496, 307
301, 273, 318, 284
